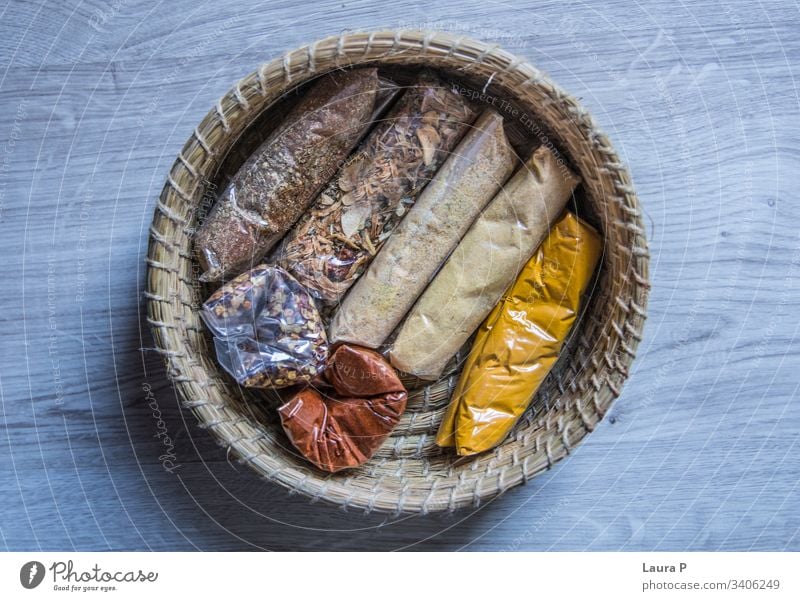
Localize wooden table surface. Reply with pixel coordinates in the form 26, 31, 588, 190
1, 0, 798, 551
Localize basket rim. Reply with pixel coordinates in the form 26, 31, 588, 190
145, 29, 649, 514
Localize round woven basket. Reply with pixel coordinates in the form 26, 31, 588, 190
146, 30, 649, 514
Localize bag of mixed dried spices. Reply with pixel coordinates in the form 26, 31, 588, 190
194, 68, 397, 282
271, 71, 479, 305
200, 265, 328, 389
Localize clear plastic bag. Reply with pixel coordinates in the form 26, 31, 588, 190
201, 265, 328, 388
328, 109, 516, 349
436, 212, 602, 455
273, 71, 479, 304
278, 345, 407, 472
389, 146, 580, 380
194, 69, 399, 281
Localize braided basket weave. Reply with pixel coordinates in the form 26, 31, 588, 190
146, 30, 649, 514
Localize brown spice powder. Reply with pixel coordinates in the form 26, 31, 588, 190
194, 69, 381, 281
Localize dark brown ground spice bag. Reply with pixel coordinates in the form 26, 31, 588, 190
194, 68, 381, 281
278, 345, 407, 472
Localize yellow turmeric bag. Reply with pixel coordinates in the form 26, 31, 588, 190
436, 212, 602, 455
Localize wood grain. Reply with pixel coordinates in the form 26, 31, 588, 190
1, 0, 798, 550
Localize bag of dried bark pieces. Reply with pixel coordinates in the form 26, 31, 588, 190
272, 71, 479, 304
329, 109, 516, 349
201, 265, 328, 388
278, 344, 407, 472
389, 146, 580, 380
194, 68, 384, 282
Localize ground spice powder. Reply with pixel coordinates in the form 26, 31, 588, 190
329, 109, 516, 349
194, 69, 380, 281
389, 146, 580, 380
436, 212, 602, 455
278, 345, 407, 472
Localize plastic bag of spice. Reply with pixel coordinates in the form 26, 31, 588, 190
272, 71, 479, 304
436, 212, 602, 456
328, 109, 516, 350
278, 344, 408, 472
389, 146, 581, 380
194, 68, 395, 282
201, 265, 328, 389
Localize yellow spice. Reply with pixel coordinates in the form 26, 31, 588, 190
436, 211, 602, 455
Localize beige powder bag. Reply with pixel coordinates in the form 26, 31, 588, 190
329, 109, 516, 349
389, 146, 580, 379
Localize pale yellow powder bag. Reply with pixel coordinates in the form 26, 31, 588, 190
389, 146, 580, 379
329, 109, 516, 349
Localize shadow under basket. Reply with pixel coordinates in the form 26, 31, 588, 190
145, 30, 650, 514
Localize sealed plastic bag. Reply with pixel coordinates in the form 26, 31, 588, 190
273, 71, 479, 303
436, 212, 602, 455
201, 265, 328, 388
278, 345, 407, 472
329, 109, 516, 349
194, 68, 387, 281
389, 146, 580, 379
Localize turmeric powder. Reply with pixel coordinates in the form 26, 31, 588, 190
436, 212, 602, 455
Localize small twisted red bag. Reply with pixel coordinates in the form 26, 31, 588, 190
278, 345, 407, 472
